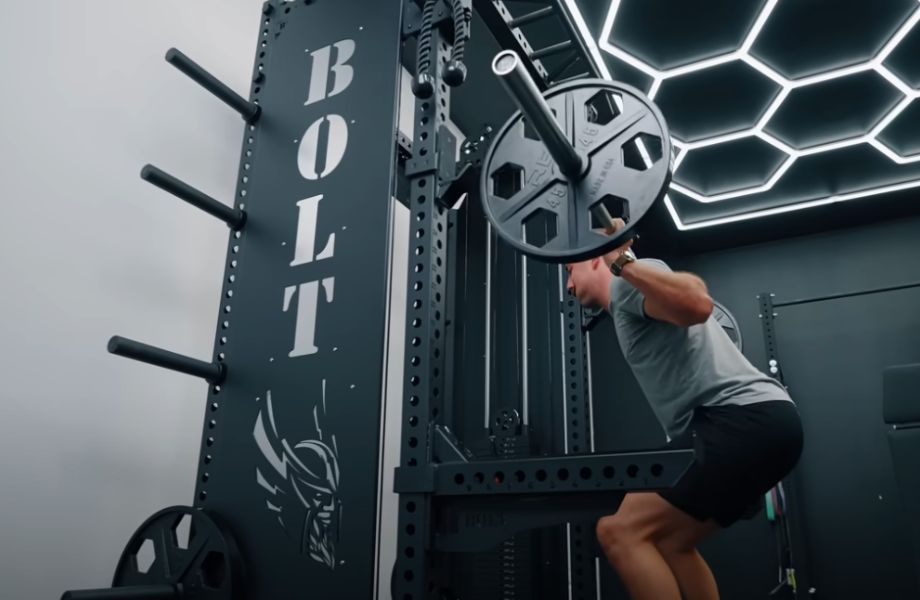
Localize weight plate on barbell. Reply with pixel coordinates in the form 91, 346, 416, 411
712, 300, 743, 352
481, 79, 672, 263
112, 505, 244, 600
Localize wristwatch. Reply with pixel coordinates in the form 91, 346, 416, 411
609, 248, 637, 277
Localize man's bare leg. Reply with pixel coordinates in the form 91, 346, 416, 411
596, 521, 681, 600
659, 547, 720, 600
596, 493, 721, 600
652, 498, 721, 600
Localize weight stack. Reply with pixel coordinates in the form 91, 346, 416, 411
448, 433, 535, 599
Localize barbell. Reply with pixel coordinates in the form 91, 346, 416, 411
481, 50, 672, 263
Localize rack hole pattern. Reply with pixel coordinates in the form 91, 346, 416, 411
447, 462, 667, 492
396, 38, 456, 600
196, 6, 273, 506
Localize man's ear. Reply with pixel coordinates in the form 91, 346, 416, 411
590, 257, 603, 270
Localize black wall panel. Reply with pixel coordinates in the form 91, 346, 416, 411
772, 287, 920, 599
589, 215, 920, 599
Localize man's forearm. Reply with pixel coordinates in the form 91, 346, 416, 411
620, 261, 713, 326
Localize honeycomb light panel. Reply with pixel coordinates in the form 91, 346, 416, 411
564, 0, 920, 229
664, 179, 920, 230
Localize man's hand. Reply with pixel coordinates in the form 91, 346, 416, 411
596, 217, 632, 270
595, 218, 712, 326
602, 237, 634, 270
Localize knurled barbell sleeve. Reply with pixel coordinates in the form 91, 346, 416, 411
491, 49, 589, 180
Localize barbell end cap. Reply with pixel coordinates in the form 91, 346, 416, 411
492, 50, 519, 76
164, 47, 181, 65
107, 335, 126, 354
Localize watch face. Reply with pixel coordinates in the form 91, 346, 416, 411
616, 251, 635, 267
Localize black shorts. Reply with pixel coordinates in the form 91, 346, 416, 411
660, 400, 803, 528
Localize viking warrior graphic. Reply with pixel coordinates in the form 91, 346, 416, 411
253, 385, 342, 568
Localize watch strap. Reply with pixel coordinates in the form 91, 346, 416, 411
610, 249, 636, 276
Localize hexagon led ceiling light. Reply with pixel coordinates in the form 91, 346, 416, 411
561, 0, 920, 230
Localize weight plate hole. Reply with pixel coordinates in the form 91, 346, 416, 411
490, 162, 524, 199
133, 538, 156, 574
522, 208, 558, 248
585, 89, 623, 126
171, 514, 192, 550
589, 195, 630, 230
522, 108, 557, 141
622, 132, 663, 171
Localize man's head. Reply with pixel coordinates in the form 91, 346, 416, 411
565, 217, 630, 309
565, 257, 612, 309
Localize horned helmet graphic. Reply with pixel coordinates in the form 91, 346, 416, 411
253, 385, 342, 569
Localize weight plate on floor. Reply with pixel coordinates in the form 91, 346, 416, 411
112, 505, 243, 600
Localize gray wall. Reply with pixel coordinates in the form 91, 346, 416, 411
0, 1, 267, 598
0, 1, 444, 597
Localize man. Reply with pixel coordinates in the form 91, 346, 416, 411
565, 231, 803, 600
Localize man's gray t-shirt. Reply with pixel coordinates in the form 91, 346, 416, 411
608, 258, 791, 439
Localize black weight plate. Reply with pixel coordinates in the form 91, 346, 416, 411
712, 300, 743, 352
112, 506, 243, 600
481, 78, 672, 263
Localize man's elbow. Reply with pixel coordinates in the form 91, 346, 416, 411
695, 294, 715, 323
678, 293, 713, 326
